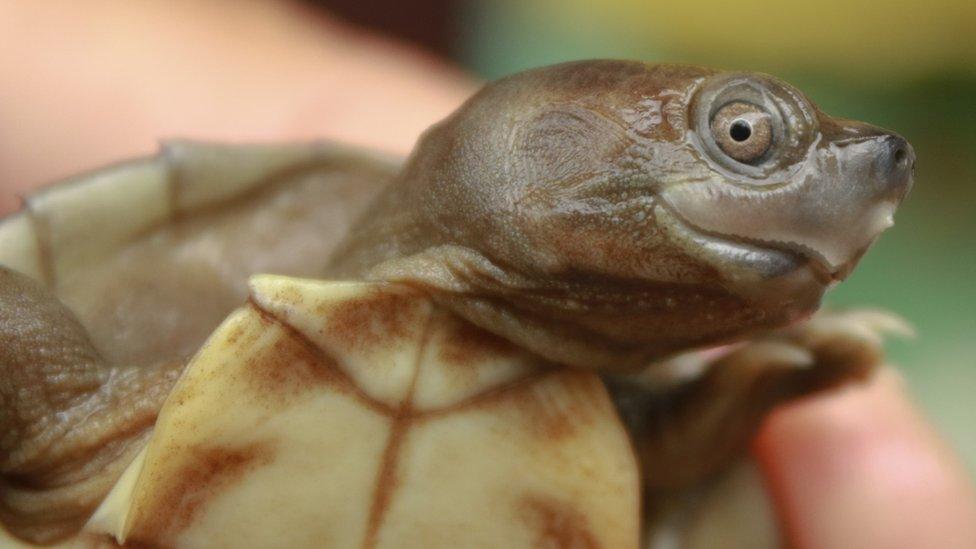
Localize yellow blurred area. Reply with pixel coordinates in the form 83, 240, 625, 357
526, 0, 975, 76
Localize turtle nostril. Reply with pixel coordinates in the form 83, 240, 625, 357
894, 146, 917, 178
884, 135, 915, 200
886, 136, 915, 177
894, 147, 908, 168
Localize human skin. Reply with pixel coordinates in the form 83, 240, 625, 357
1, 1, 974, 547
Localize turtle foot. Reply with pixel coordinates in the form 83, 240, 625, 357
610, 309, 911, 491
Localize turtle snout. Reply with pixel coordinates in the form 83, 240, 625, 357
877, 133, 915, 202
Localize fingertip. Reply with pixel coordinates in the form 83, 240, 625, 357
755, 369, 976, 549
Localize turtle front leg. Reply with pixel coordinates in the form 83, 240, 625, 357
0, 267, 181, 544
609, 310, 910, 490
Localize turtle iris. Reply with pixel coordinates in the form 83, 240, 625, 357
710, 102, 773, 164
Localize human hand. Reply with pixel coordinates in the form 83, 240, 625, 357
757, 369, 976, 548
1, 2, 973, 548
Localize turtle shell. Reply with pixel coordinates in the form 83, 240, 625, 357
0, 141, 399, 372
21, 275, 638, 547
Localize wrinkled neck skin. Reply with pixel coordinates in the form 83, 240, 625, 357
329, 60, 911, 371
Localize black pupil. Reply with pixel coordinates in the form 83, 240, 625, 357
729, 119, 752, 142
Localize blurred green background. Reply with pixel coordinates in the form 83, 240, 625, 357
330, 0, 975, 470
455, 0, 976, 471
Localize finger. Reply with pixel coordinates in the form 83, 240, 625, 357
0, 1, 474, 213
754, 369, 976, 549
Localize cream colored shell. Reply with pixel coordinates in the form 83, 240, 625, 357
1, 275, 639, 548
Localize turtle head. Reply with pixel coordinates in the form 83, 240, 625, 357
338, 60, 913, 370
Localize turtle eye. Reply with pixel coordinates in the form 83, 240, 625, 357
710, 102, 773, 164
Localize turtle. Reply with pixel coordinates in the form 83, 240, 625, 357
0, 60, 914, 548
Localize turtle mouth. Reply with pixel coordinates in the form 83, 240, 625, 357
654, 200, 851, 285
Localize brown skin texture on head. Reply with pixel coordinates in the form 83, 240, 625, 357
330, 60, 913, 371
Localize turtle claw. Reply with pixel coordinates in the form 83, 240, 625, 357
776, 308, 912, 386
795, 308, 914, 348
721, 341, 814, 372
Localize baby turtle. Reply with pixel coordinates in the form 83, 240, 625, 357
0, 60, 913, 548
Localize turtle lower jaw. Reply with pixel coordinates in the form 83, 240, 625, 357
655, 201, 811, 282
653, 200, 836, 319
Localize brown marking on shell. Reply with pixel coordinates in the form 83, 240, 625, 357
361, 413, 410, 549
247, 299, 394, 416
221, 321, 246, 346
127, 442, 274, 546
436, 316, 519, 368
323, 289, 423, 353
520, 494, 600, 549
361, 310, 432, 549
241, 311, 338, 404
